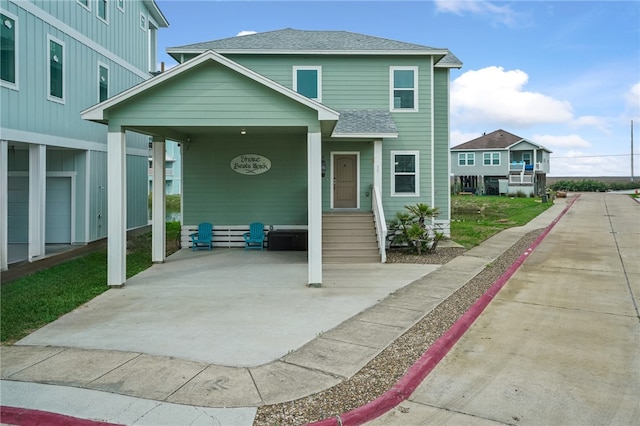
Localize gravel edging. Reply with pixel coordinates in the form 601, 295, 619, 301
254, 228, 545, 426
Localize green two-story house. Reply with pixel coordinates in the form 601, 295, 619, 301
81, 28, 462, 287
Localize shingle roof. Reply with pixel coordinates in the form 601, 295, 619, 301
451, 129, 523, 150
169, 28, 452, 55
332, 109, 398, 138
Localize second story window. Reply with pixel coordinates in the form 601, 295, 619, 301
1, 11, 17, 88
390, 66, 418, 111
293, 66, 322, 102
97, 0, 108, 23
98, 63, 109, 102
48, 36, 64, 103
117, 0, 124, 13
483, 152, 500, 166
458, 153, 475, 166
77, 0, 90, 11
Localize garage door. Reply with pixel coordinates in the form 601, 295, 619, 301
46, 177, 71, 243
7, 176, 28, 243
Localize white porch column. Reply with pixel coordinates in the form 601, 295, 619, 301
307, 131, 322, 287
107, 126, 127, 286
374, 139, 383, 191
151, 137, 166, 263
0, 140, 8, 271
28, 144, 46, 261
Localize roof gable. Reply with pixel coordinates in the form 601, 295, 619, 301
82, 50, 339, 123
451, 129, 552, 152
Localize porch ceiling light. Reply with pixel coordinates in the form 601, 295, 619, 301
240, 129, 247, 135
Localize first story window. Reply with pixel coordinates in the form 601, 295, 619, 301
47, 36, 64, 102
458, 153, 475, 166
293, 66, 321, 102
98, 63, 109, 102
391, 151, 419, 196
390, 66, 418, 111
483, 152, 500, 166
1, 11, 16, 87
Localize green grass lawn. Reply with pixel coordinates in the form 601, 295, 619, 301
450, 195, 553, 248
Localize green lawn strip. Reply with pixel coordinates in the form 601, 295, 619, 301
450, 195, 552, 248
0, 225, 173, 344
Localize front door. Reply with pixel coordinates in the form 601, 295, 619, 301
333, 154, 358, 208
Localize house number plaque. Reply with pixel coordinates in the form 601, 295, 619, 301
230, 154, 271, 175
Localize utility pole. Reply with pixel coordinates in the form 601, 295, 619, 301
632, 120, 635, 182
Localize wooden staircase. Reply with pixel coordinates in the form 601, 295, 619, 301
323, 212, 381, 263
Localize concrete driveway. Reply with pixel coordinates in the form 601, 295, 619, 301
16, 248, 439, 367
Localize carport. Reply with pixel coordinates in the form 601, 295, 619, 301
81, 51, 339, 287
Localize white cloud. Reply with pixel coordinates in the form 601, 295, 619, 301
450, 129, 485, 146
451, 66, 574, 127
236, 30, 257, 37
533, 134, 591, 150
433, 0, 522, 27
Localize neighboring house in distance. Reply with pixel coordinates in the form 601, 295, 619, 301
148, 140, 181, 195
0, 0, 168, 270
450, 129, 552, 196
81, 28, 462, 287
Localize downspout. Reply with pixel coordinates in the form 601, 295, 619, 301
430, 56, 435, 226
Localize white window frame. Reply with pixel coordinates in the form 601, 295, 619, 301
293, 66, 322, 102
390, 66, 418, 112
458, 153, 475, 166
98, 61, 109, 102
117, 0, 124, 13
391, 150, 420, 197
139, 12, 146, 31
522, 152, 532, 165
77, 0, 90, 12
0, 9, 18, 90
97, 0, 108, 24
47, 34, 65, 104
483, 152, 500, 166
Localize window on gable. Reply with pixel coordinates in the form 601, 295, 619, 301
1, 12, 17, 87
48, 36, 64, 102
97, 0, 108, 23
98, 63, 109, 102
390, 66, 418, 111
293, 66, 321, 102
483, 152, 500, 166
392, 151, 419, 196
458, 153, 475, 166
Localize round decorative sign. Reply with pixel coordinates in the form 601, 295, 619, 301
230, 154, 271, 175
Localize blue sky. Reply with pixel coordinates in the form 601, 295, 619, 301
155, 0, 640, 177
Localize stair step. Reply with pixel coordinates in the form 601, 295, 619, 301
323, 254, 381, 263
322, 212, 379, 263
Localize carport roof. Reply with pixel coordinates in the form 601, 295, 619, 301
81, 50, 340, 124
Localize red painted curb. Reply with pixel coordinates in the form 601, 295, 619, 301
1, 406, 124, 426
309, 195, 580, 426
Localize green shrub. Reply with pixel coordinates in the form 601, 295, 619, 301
388, 203, 443, 254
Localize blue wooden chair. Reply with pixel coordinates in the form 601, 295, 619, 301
243, 222, 265, 251
190, 222, 213, 251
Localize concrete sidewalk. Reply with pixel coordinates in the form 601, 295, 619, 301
369, 192, 640, 425
4, 193, 636, 425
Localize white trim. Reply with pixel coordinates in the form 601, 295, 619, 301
84, 150, 91, 244
98, 61, 109, 102
390, 66, 418, 112
0, 9, 18, 91
151, 137, 165, 263
82, 50, 340, 123
47, 34, 65, 104
107, 128, 127, 286
483, 151, 501, 166
307, 132, 322, 285
116, 0, 124, 13
0, 140, 8, 270
77, 0, 91, 12
96, 0, 109, 25
168, 48, 450, 57
330, 151, 360, 210
28, 145, 46, 260
458, 152, 475, 166
0, 128, 148, 156
293, 65, 322, 102
332, 132, 398, 139
10, 0, 149, 79
446, 70, 452, 237
391, 150, 420, 197
430, 56, 435, 208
